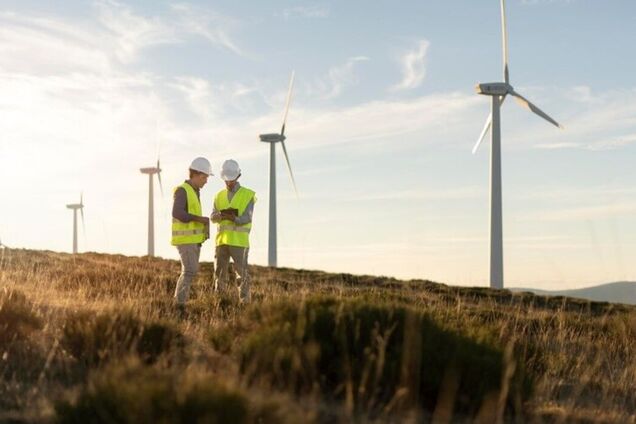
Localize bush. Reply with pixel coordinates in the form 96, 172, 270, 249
0, 288, 42, 344
55, 359, 283, 424
240, 297, 532, 419
61, 310, 184, 366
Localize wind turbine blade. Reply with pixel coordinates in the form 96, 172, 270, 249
501, 0, 510, 84
80, 192, 83, 206
80, 205, 86, 241
280, 140, 298, 196
155, 158, 164, 196
280, 70, 295, 136
473, 113, 492, 154
472, 94, 509, 154
510, 90, 562, 128
157, 171, 164, 196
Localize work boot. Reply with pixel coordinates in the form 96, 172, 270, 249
238, 285, 250, 305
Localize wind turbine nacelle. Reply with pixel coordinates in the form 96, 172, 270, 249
475, 82, 511, 96
259, 133, 285, 143
66, 204, 82, 209
140, 167, 159, 174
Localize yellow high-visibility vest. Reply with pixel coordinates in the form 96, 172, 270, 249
214, 186, 255, 247
171, 183, 207, 246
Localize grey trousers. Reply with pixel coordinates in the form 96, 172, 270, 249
214, 245, 250, 302
174, 244, 201, 305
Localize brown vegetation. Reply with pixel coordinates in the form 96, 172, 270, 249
1, 248, 635, 423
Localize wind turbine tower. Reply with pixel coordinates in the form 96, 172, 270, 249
259, 71, 299, 267
66, 194, 85, 254
473, 0, 562, 289
140, 159, 163, 257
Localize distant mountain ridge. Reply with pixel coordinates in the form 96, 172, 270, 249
513, 282, 636, 306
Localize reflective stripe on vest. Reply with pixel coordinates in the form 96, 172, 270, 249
171, 183, 207, 246
217, 225, 251, 234
214, 186, 255, 248
172, 228, 207, 236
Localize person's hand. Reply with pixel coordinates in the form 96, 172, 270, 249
211, 212, 223, 223
220, 213, 236, 222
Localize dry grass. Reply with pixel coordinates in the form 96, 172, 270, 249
1, 248, 635, 423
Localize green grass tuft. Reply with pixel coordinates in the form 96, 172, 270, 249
61, 310, 184, 366
54, 359, 248, 424
0, 288, 42, 345
240, 296, 531, 419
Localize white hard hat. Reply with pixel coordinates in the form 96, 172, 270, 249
220, 159, 241, 181
189, 157, 212, 176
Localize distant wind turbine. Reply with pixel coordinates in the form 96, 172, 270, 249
259, 71, 299, 267
66, 193, 85, 254
473, 0, 562, 289
140, 158, 163, 257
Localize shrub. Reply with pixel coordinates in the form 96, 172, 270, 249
55, 359, 281, 424
61, 310, 184, 366
240, 297, 532, 419
0, 288, 42, 345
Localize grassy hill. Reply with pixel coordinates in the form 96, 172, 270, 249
1, 248, 635, 423
515, 282, 636, 306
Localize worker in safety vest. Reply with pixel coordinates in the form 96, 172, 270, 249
211, 159, 256, 303
172, 157, 212, 308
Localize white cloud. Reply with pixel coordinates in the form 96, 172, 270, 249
169, 3, 244, 56
521, 0, 578, 4
344, 186, 484, 202
514, 185, 636, 222
307, 56, 369, 100
391, 40, 430, 91
252, 91, 481, 152
520, 202, 636, 222
0, 1, 244, 73
488, 86, 636, 152
280, 5, 330, 20
96, 1, 177, 62
0, 12, 112, 74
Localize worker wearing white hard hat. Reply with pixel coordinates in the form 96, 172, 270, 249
211, 159, 256, 303
171, 157, 213, 312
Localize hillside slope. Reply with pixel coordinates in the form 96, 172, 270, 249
516, 282, 636, 305
1, 249, 635, 423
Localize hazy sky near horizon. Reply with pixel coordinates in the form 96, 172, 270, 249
1, 0, 636, 289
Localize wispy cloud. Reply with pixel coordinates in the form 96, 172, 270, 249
521, 0, 578, 4
251, 91, 481, 152
391, 40, 430, 91
0, 1, 245, 71
169, 3, 244, 56
279, 5, 330, 20
513, 185, 636, 223
344, 186, 484, 202
493, 86, 636, 152
324, 56, 369, 99
307, 56, 369, 100
520, 202, 636, 222
95, 1, 177, 62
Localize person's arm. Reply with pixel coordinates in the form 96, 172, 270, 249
211, 202, 224, 223
233, 199, 254, 225
172, 188, 192, 222
173, 188, 208, 224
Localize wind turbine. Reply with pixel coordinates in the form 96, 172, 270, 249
66, 193, 85, 254
473, 0, 562, 289
140, 158, 163, 257
259, 71, 299, 267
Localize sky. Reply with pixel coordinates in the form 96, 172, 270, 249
1, 0, 636, 290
